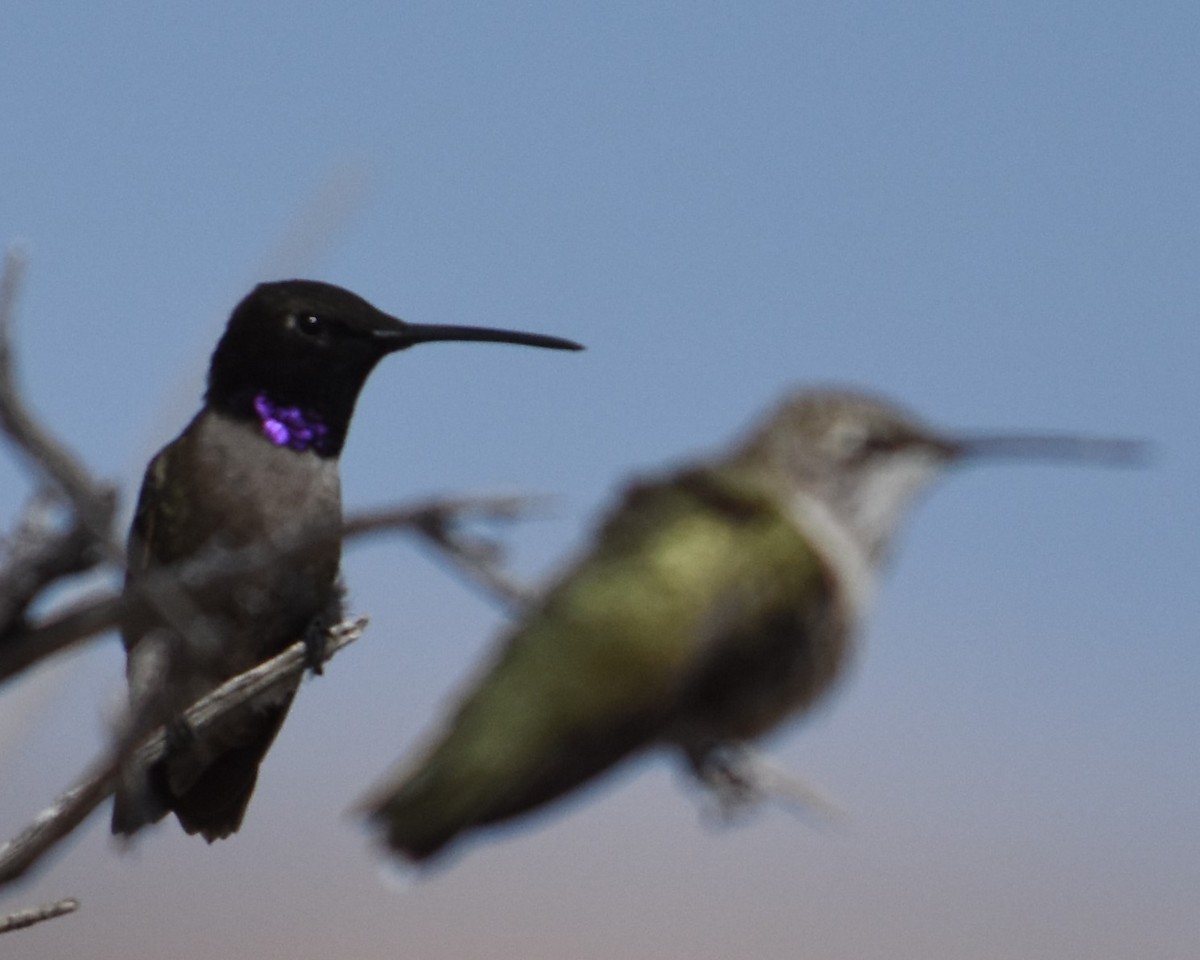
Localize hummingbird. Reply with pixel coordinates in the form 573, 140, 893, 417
110, 279, 582, 842
361, 387, 1142, 863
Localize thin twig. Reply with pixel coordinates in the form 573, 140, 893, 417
339, 493, 547, 539
347, 495, 546, 611
409, 513, 536, 611
0, 896, 79, 935
0, 617, 367, 888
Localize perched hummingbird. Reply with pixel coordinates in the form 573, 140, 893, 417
361, 387, 1142, 862
110, 279, 582, 842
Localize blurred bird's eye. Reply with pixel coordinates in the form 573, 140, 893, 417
828, 420, 870, 458
829, 421, 900, 462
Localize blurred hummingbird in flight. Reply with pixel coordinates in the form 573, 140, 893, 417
111, 279, 582, 842
361, 387, 1142, 863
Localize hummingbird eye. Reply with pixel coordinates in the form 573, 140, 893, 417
828, 421, 904, 463
855, 430, 910, 461
827, 420, 871, 459
291, 313, 329, 340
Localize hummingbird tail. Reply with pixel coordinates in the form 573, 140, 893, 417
169, 695, 294, 842
111, 691, 296, 842
361, 755, 485, 862
111, 769, 170, 837
363, 710, 658, 862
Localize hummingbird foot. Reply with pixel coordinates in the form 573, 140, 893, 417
302, 617, 332, 676
166, 715, 197, 754
690, 743, 762, 819
690, 743, 844, 828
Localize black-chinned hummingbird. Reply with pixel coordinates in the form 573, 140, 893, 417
111, 279, 582, 841
361, 387, 1142, 862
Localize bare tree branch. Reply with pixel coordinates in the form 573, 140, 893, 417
0, 617, 368, 889
0, 495, 541, 685
0, 586, 123, 683
0, 896, 79, 935
407, 509, 537, 610
0, 248, 119, 544
347, 495, 547, 610
0, 249, 121, 647
0, 490, 103, 637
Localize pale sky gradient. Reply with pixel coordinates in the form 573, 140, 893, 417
1, 3, 1197, 958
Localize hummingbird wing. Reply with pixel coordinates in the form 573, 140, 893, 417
119, 429, 224, 657
125, 446, 186, 593
114, 437, 214, 835
126, 424, 219, 567
114, 423, 327, 841
364, 464, 835, 861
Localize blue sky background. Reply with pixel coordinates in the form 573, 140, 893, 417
1, 3, 1197, 957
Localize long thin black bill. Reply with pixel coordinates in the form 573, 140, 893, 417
382, 322, 583, 352
952, 434, 1150, 466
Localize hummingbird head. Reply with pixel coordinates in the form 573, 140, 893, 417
734, 387, 1144, 565
734, 389, 957, 564
205, 280, 582, 456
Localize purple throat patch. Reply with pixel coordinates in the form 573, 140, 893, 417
253, 392, 331, 454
